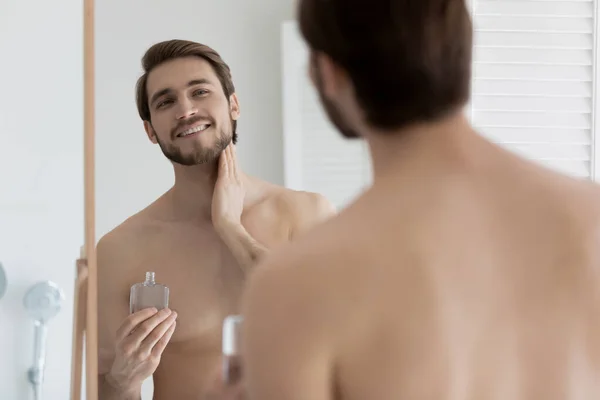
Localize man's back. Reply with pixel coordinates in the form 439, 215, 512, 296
233, 0, 600, 398
276, 136, 600, 400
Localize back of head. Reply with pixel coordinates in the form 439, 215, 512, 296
298, 0, 473, 131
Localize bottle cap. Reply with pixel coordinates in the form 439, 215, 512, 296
145, 272, 155, 283
222, 315, 244, 356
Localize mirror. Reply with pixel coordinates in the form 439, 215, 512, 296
3, 0, 597, 399
90, 0, 599, 397
93, 2, 308, 400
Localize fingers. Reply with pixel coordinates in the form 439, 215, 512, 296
230, 145, 240, 180
139, 311, 178, 357
125, 308, 174, 348
219, 146, 229, 176
220, 144, 239, 179
116, 307, 158, 341
150, 319, 177, 359
227, 145, 234, 175
223, 144, 239, 181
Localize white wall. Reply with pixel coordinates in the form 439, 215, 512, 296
0, 0, 84, 399
95, 1, 296, 397
96, 0, 296, 239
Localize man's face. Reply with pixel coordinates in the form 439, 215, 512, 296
144, 57, 239, 166
310, 56, 360, 139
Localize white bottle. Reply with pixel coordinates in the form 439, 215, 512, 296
222, 315, 244, 385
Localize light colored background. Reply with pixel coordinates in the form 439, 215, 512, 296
96, 0, 296, 240
1, 0, 598, 399
0, 0, 83, 398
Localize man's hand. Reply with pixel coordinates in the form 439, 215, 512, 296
212, 144, 245, 230
211, 144, 267, 271
106, 308, 177, 394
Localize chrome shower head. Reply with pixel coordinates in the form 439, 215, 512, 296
23, 281, 64, 324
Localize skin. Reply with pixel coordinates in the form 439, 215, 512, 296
210, 50, 600, 400
96, 56, 335, 399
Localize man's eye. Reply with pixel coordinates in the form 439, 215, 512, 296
157, 99, 173, 108
193, 89, 208, 96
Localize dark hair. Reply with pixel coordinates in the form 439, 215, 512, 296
135, 39, 237, 136
298, 0, 473, 131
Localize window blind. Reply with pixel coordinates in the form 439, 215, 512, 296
469, 0, 597, 179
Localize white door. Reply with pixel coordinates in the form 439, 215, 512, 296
282, 0, 599, 205
0, 0, 84, 398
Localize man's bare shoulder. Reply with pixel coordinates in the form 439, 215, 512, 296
556, 177, 600, 249
247, 201, 364, 290
526, 165, 600, 229
242, 207, 369, 357
240, 213, 354, 400
262, 186, 337, 237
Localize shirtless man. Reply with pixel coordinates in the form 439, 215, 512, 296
96, 39, 335, 399
208, 0, 600, 399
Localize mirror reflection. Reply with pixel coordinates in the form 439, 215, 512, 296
95, 2, 334, 399
96, 36, 336, 400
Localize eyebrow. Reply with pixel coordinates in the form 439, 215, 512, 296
149, 79, 212, 106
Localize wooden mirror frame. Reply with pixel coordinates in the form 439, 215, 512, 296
71, 0, 98, 398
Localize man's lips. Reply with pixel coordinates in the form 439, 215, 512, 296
176, 124, 211, 138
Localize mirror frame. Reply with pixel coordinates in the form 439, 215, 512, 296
70, 0, 98, 398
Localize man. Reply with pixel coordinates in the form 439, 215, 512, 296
97, 39, 335, 399
210, 0, 600, 399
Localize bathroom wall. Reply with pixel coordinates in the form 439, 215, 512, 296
0, 0, 84, 398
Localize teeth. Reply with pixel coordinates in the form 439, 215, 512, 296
179, 124, 209, 137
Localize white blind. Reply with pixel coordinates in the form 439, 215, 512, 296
282, 22, 372, 209
469, 0, 597, 179
282, 1, 599, 208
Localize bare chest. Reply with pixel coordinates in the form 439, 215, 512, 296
123, 238, 239, 347
120, 217, 289, 349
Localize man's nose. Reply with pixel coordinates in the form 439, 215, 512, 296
176, 98, 198, 120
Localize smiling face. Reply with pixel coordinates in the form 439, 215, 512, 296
144, 56, 240, 165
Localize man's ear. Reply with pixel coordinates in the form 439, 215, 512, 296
229, 93, 240, 121
143, 121, 158, 144
312, 52, 348, 100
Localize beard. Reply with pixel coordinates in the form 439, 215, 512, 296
154, 117, 238, 166
311, 58, 361, 139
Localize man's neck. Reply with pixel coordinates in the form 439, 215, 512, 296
166, 161, 219, 222
165, 160, 264, 223
365, 111, 483, 184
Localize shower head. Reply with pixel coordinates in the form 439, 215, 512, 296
23, 281, 65, 324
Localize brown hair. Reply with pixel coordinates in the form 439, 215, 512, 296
135, 39, 237, 136
298, 0, 473, 131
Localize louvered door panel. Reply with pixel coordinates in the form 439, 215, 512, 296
470, 0, 596, 179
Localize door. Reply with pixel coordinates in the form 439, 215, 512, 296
0, 0, 84, 398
